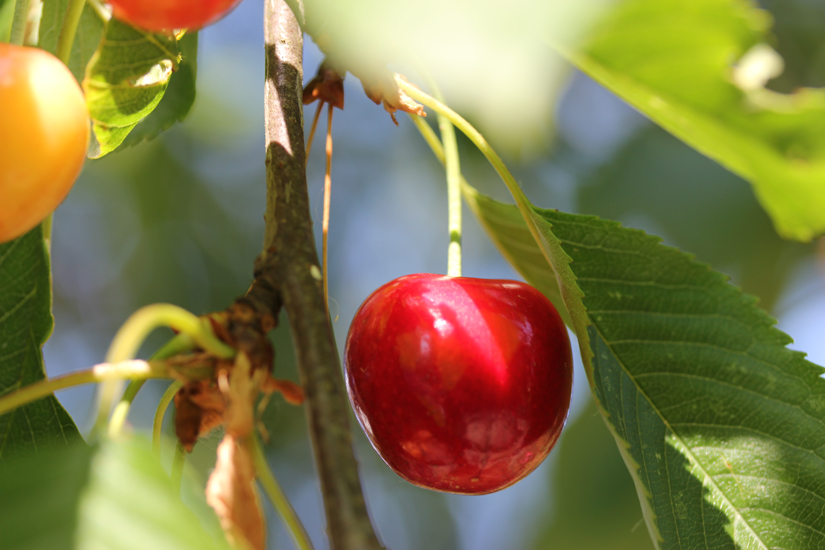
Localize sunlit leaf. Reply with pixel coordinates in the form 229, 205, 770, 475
39, 0, 105, 82
0, 226, 81, 463
0, 437, 232, 550
84, 19, 180, 158
119, 32, 199, 149
568, 0, 825, 241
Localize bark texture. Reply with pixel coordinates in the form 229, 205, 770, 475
258, 1, 385, 548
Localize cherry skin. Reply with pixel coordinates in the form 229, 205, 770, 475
345, 273, 573, 494
107, 0, 243, 31
0, 43, 89, 244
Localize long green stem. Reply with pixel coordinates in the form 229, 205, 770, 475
107, 379, 146, 437
153, 380, 183, 457
397, 77, 547, 266
9, 0, 31, 46
55, 0, 86, 65
105, 304, 235, 365
419, 74, 462, 277
251, 435, 315, 550
0, 360, 168, 417
97, 304, 234, 433
107, 333, 199, 438
171, 440, 186, 490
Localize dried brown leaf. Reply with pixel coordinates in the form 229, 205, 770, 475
263, 377, 305, 405
174, 380, 226, 452
303, 62, 345, 109
206, 436, 266, 550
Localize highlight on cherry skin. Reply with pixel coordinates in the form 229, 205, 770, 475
0, 43, 89, 244
107, 0, 243, 31
344, 273, 573, 495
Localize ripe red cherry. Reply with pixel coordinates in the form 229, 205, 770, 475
107, 0, 242, 31
345, 273, 573, 494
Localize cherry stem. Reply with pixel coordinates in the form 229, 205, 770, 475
418, 72, 462, 277
0, 360, 169, 418
171, 440, 186, 490
397, 77, 548, 271
322, 103, 333, 318
9, 0, 31, 46
56, 0, 86, 65
306, 101, 323, 158
153, 380, 183, 457
107, 379, 146, 437
95, 303, 235, 436
108, 332, 199, 438
251, 434, 315, 550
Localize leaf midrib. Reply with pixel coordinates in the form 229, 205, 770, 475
591, 320, 770, 550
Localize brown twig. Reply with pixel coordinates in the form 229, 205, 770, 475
258, 1, 384, 549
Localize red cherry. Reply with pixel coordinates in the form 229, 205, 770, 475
345, 273, 573, 494
108, 0, 242, 31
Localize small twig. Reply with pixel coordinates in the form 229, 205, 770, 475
322, 103, 334, 317
261, 1, 383, 548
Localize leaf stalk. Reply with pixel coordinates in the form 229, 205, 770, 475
56, 0, 86, 65
9, 0, 31, 46
252, 435, 315, 550
0, 360, 168, 418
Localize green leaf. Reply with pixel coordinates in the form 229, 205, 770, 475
118, 31, 198, 149
568, 0, 825, 241
0, 441, 93, 550
539, 207, 825, 548
0, 0, 13, 43
0, 437, 232, 550
578, 124, 810, 310
531, 400, 654, 550
39, 0, 105, 82
462, 181, 825, 547
84, 19, 180, 158
0, 226, 81, 463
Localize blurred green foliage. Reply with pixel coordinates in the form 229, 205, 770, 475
532, 400, 654, 550
2, 0, 824, 548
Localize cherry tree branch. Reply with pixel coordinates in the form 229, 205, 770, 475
255, 1, 384, 549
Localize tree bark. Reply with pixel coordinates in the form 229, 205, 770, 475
258, 1, 385, 549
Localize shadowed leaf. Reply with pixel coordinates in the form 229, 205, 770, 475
83, 19, 180, 158
0, 226, 81, 463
